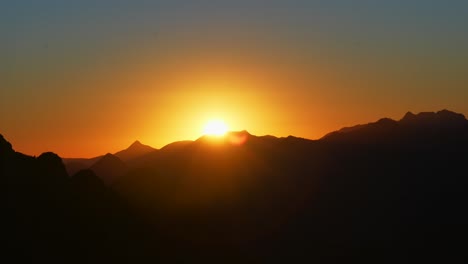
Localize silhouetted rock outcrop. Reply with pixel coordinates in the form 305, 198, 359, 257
37, 152, 69, 178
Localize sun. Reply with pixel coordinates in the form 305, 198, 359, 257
203, 119, 228, 136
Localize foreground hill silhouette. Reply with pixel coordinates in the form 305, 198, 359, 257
1, 135, 156, 263
2, 110, 468, 262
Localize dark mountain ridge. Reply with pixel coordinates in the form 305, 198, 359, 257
2, 109, 468, 262
322, 109, 468, 145
112, 110, 468, 261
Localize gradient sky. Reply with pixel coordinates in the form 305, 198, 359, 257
1, 0, 468, 157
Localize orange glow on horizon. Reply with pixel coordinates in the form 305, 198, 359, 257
6, 48, 462, 159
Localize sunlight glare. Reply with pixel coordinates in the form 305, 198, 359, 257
203, 120, 228, 136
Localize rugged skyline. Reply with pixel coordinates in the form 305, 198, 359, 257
2, 1, 468, 157
40, 109, 468, 182
3, 109, 467, 262
3, 2, 467, 261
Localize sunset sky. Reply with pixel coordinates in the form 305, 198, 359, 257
1, 1, 468, 157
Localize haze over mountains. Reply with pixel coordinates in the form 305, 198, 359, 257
63, 140, 155, 179
63, 109, 468, 185
2, 110, 468, 262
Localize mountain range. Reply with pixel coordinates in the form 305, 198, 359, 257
63, 140, 155, 182
2, 109, 468, 262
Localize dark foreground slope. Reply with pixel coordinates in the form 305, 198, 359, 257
2, 110, 468, 262
1, 136, 159, 263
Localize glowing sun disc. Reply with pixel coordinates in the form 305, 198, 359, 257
203, 120, 228, 136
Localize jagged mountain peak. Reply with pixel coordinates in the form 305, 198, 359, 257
322, 109, 468, 141
114, 140, 156, 162
400, 109, 467, 126
402, 111, 416, 121
128, 140, 144, 149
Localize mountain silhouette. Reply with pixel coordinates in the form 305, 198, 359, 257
62, 156, 102, 176
2, 135, 150, 263
322, 109, 468, 144
37, 152, 69, 180
2, 109, 468, 262
63, 140, 155, 181
401, 109, 467, 125
115, 140, 156, 162
113, 110, 468, 261
89, 153, 128, 184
